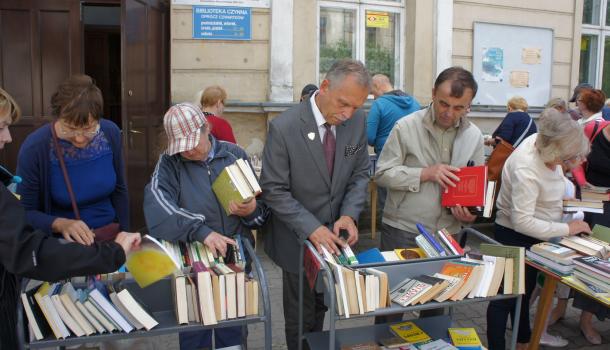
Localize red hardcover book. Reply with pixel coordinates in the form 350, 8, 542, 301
441, 165, 487, 207
304, 247, 322, 290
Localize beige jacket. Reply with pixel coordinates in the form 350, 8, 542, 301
375, 106, 485, 235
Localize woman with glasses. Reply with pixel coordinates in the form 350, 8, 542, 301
486, 108, 592, 350
576, 88, 606, 126
16, 75, 129, 245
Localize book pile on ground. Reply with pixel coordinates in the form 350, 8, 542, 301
581, 185, 610, 202
526, 242, 580, 276
355, 247, 427, 264
569, 256, 610, 297
563, 199, 604, 214
212, 158, 261, 215
559, 235, 610, 259
448, 327, 483, 350
414, 224, 464, 258
21, 280, 158, 341
441, 165, 496, 218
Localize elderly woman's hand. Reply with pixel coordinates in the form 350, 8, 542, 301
203, 232, 236, 258
568, 220, 592, 236
228, 198, 256, 217
52, 218, 95, 246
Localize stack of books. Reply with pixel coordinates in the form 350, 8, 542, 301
212, 159, 262, 215
581, 185, 610, 202
563, 199, 604, 214
355, 247, 427, 264
570, 256, 610, 297
390, 244, 524, 307
172, 262, 259, 326
414, 224, 464, 258
559, 235, 610, 259
21, 280, 158, 341
441, 165, 496, 218
526, 242, 581, 276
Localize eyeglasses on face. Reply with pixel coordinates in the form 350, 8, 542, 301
58, 122, 100, 138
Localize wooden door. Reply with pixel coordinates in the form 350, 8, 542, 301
122, 0, 169, 230
0, 0, 82, 170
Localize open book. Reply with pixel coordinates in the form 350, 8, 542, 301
125, 235, 181, 288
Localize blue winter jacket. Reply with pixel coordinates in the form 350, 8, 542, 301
367, 91, 421, 154
143, 135, 268, 244
492, 111, 537, 146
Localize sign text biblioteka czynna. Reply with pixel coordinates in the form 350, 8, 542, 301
193, 6, 252, 41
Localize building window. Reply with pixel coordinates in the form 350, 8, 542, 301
580, 0, 610, 94
318, 1, 404, 90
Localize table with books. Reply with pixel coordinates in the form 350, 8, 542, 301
299, 227, 525, 349
18, 235, 273, 349
525, 225, 610, 350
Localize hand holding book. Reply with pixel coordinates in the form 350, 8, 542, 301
449, 205, 477, 223
568, 220, 592, 236
227, 197, 256, 217
114, 232, 142, 255
421, 163, 460, 189
203, 232, 237, 258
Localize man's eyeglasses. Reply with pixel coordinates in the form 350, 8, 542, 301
58, 122, 100, 138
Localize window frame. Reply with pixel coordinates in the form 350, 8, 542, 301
581, 0, 610, 87
316, 0, 406, 91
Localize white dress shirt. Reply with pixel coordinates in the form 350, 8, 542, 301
310, 91, 336, 143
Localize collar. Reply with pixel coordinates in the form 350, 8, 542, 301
580, 111, 602, 125
309, 91, 327, 128
206, 135, 216, 162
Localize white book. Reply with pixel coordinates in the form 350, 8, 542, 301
173, 275, 189, 325
42, 295, 70, 338
21, 293, 44, 340
197, 271, 218, 326
58, 293, 95, 336
380, 251, 400, 261
89, 289, 134, 333
110, 292, 143, 330
364, 274, 374, 312
117, 289, 159, 331
235, 158, 261, 194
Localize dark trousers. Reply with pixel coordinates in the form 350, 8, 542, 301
487, 224, 541, 349
283, 269, 327, 350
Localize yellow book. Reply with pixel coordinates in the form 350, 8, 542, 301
389, 321, 431, 344
126, 235, 180, 288
448, 328, 482, 349
212, 164, 254, 215
394, 248, 426, 260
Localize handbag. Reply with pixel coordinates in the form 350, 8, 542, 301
50, 122, 120, 242
486, 117, 533, 182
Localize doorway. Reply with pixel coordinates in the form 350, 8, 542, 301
83, 3, 122, 128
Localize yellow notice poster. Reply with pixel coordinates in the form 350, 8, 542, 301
510, 71, 529, 88
522, 48, 542, 64
366, 11, 389, 28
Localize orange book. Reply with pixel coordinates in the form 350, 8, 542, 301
439, 262, 474, 300
441, 165, 487, 207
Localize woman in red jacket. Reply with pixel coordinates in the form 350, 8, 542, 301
199, 85, 237, 144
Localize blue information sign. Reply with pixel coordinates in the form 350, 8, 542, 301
193, 6, 251, 40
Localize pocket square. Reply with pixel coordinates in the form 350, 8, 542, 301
344, 144, 364, 157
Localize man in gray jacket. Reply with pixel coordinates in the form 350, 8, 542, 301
375, 66, 484, 251
260, 59, 371, 349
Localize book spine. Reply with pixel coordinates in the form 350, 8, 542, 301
416, 235, 439, 258
441, 229, 465, 255
417, 223, 447, 256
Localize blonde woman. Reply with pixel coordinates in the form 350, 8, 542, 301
486, 108, 592, 350
485, 96, 537, 147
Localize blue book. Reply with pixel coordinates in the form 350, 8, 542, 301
416, 223, 447, 256
355, 248, 386, 264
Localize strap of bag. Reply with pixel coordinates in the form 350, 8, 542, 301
513, 117, 533, 147
50, 122, 81, 220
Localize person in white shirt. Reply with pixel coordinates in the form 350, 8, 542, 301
486, 108, 592, 350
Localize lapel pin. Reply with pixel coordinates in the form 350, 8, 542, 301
307, 132, 315, 141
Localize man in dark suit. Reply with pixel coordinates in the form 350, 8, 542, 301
260, 59, 371, 349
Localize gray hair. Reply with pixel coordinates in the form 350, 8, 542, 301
536, 108, 589, 163
325, 59, 371, 89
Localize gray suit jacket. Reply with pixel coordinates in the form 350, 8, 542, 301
260, 97, 370, 273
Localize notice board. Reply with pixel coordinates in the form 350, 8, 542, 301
472, 22, 553, 107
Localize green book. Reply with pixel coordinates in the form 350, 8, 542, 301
479, 244, 525, 294
592, 225, 610, 244
212, 164, 254, 215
